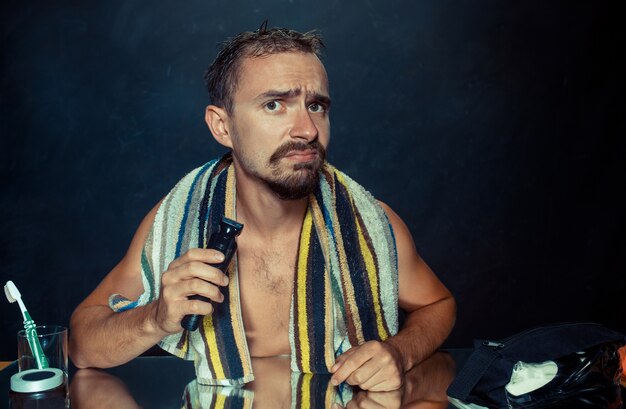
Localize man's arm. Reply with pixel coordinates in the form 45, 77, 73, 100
69, 202, 230, 369
330, 202, 456, 391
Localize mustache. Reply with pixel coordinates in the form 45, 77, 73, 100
269, 140, 326, 165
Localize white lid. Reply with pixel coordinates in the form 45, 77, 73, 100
10, 368, 65, 393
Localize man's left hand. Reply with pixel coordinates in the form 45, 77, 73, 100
330, 340, 404, 391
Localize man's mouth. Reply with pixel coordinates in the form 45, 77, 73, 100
283, 149, 318, 162
269, 141, 326, 167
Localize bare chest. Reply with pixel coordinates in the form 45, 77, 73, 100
236, 241, 297, 357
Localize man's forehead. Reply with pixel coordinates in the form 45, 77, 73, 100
236, 52, 329, 95
240, 50, 325, 68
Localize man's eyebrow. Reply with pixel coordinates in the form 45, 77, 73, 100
255, 89, 332, 106
255, 89, 301, 101
311, 92, 332, 108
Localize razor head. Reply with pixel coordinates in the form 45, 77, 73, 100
4, 280, 20, 303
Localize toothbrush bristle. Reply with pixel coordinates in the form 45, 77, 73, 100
4, 281, 19, 303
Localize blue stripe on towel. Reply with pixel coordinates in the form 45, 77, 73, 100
201, 167, 244, 379
334, 179, 378, 342
308, 230, 329, 373
175, 161, 214, 257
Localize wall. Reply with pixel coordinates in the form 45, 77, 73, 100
1, 0, 624, 360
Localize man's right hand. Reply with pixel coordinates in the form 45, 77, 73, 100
70, 202, 235, 369
152, 248, 230, 334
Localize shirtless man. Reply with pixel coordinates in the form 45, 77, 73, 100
69, 26, 456, 392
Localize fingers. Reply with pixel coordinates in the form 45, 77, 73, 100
161, 274, 225, 303
345, 389, 402, 409
331, 345, 371, 386
152, 292, 216, 334
168, 248, 226, 272
155, 248, 231, 333
155, 279, 223, 333
331, 341, 403, 391
182, 297, 215, 316
164, 249, 230, 287
163, 261, 229, 288
334, 354, 385, 390
346, 359, 384, 391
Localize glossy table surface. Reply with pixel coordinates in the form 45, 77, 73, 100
2, 349, 471, 408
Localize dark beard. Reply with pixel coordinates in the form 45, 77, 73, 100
263, 140, 327, 201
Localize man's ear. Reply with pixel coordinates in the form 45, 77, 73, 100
205, 105, 233, 148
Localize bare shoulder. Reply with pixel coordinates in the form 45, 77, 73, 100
377, 201, 453, 312
75, 200, 163, 309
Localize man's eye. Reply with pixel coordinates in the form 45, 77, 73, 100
265, 101, 281, 111
308, 103, 325, 113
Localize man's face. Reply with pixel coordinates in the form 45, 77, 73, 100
226, 52, 331, 200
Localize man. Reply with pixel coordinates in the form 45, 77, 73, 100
69, 26, 456, 392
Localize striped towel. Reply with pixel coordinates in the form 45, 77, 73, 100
182, 381, 254, 409
181, 372, 348, 408
110, 154, 399, 385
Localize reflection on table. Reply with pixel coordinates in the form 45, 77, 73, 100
69, 351, 457, 409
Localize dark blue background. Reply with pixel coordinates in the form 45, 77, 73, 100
1, 1, 624, 360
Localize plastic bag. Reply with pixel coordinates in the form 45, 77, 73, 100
505, 341, 623, 408
448, 322, 625, 408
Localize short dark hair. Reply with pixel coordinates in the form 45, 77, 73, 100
204, 24, 325, 113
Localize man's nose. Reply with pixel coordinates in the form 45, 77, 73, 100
289, 108, 318, 142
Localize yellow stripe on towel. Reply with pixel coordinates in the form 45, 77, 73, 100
300, 373, 313, 408
224, 166, 235, 220
214, 391, 226, 409
203, 315, 226, 379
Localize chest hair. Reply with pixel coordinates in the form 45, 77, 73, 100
245, 248, 294, 296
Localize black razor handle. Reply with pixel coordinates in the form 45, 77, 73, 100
181, 216, 243, 331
